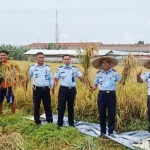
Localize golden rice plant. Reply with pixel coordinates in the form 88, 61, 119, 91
25, 66, 31, 91
1, 61, 149, 131
0, 62, 28, 91
76, 44, 99, 86
0, 132, 25, 150
119, 54, 137, 86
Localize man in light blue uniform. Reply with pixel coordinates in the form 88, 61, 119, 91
53, 54, 84, 127
29, 52, 53, 125
90, 56, 120, 138
137, 60, 150, 133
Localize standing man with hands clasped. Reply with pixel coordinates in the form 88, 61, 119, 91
29, 52, 53, 126
137, 60, 150, 133
90, 56, 121, 138
53, 54, 84, 127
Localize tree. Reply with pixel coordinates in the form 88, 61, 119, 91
45, 43, 68, 50
0, 44, 29, 60
137, 41, 144, 44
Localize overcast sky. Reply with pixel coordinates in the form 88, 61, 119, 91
0, 0, 150, 45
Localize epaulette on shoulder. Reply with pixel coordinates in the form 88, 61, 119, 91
46, 64, 50, 67
96, 69, 102, 73
59, 66, 63, 68
112, 69, 116, 72
29, 64, 35, 68
72, 66, 77, 68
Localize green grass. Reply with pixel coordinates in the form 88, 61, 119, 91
0, 61, 149, 149
0, 113, 147, 150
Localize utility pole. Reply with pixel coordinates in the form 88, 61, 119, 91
55, 10, 59, 43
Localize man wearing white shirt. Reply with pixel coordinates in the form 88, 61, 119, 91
137, 59, 150, 133
29, 52, 53, 125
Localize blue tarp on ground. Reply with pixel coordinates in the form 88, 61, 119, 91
28, 114, 150, 150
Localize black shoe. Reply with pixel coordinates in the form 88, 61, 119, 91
57, 126, 62, 130
47, 121, 53, 123
69, 124, 75, 127
36, 123, 41, 127
99, 133, 106, 138
57, 124, 64, 129
108, 133, 116, 138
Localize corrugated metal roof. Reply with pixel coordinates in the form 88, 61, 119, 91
24, 49, 111, 56
24, 49, 150, 56
110, 50, 150, 56
98, 49, 112, 55
24, 49, 77, 55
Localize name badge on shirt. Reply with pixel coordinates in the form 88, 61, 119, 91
45, 75, 49, 80
72, 76, 75, 82
72, 69, 75, 82
112, 73, 115, 77
35, 74, 38, 78
34, 67, 38, 71
100, 81, 102, 85
61, 71, 65, 74
99, 74, 102, 78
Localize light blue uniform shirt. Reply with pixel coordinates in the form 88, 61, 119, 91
94, 69, 121, 91
54, 65, 82, 87
141, 72, 150, 95
29, 63, 53, 87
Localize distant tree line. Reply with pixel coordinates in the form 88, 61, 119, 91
137, 41, 144, 44
45, 43, 68, 50
0, 44, 29, 60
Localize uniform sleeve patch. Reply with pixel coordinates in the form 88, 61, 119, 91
59, 66, 63, 68
29, 64, 35, 68
46, 64, 50, 67
111, 69, 116, 72
96, 69, 101, 74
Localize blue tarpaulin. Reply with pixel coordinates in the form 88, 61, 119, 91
27, 114, 150, 150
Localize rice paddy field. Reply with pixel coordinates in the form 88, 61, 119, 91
0, 60, 149, 150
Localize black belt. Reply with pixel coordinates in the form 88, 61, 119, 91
100, 90, 115, 93
33, 85, 49, 89
60, 85, 75, 89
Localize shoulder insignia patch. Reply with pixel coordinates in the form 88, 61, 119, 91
29, 64, 35, 68
112, 69, 116, 72
72, 66, 77, 68
96, 69, 101, 73
46, 64, 50, 67
59, 66, 63, 68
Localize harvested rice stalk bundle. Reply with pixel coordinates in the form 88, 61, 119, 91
76, 44, 98, 86
0, 62, 27, 90
120, 54, 137, 85
0, 132, 25, 150
25, 66, 31, 91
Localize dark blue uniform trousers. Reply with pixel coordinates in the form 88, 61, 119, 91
97, 91, 116, 134
57, 86, 76, 126
147, 95, 150, 132
33, 86, 53, 124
